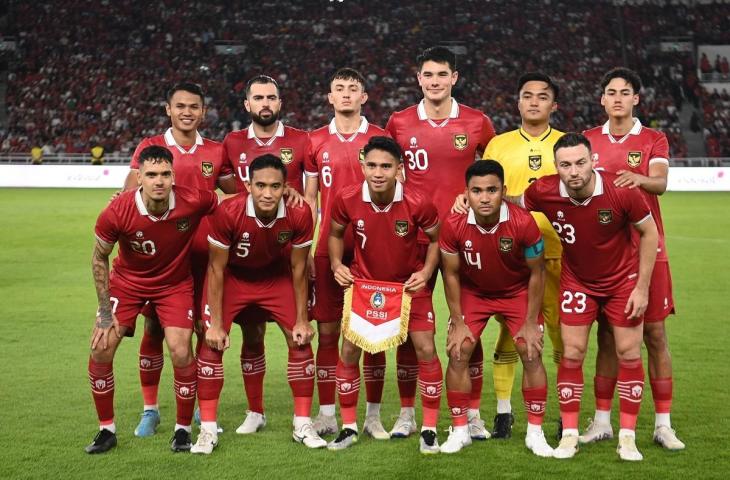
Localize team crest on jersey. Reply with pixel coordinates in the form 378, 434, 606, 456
280, 148, 294, 165
627, 151, 642, 168
359, 148, 365, 162
499, 237, 513, 253
529, 155, 542, 171
201, 162, 214, 177
598, 209, 613, 224
395, 220, 409, 237
370, 291, 386, 309
176, 218, 190, 232
453, 133, 468, 151
278, 230, 292, 244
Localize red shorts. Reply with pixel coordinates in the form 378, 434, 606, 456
408, 293, 437, 332
645, 261, 675, 323
203, 274, 297, 333
311, 255, 351, 323
461, 288, 542, 338
108, 277, 194, 336
559, 281, 642, 328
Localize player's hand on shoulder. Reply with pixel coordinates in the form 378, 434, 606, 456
284, 186, 304, 208
451, 193, 469, 214
614, 170, 643, 189
108, 189, 124, 205
205, 325, 230, 351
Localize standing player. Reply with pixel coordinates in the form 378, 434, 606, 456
122, 83, 236, 438
220, 75, 312, 434
192, 154, 324, 454
385, 46, 495, 439
86, 146, 218, 453
304, 68, 390, 439
327, 136, 443, 454
440, 160, 552, 457
581, 67, 684, 450
453, 73, 564, 439
522, 133, 658, 461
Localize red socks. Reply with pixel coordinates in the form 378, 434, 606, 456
447, 390, 470, 427
139, 332, 164, 407
396, 341, 419, 408
89, 358, 115, 427
288, 345, 315, 417
617, 358, 644, 430
594, 375, 617, 411
557, 357, 584, 430
173, 361, 197, 426
522, 385, 547, 425
469, 340, 484, 410
418, 357, 442, 429
363, 351, 386, 404
197, 345, 224, 423
241, 342, 266, 414
650, 377, 672, 414
315, 333, 339, 407
336, 360, 360, 425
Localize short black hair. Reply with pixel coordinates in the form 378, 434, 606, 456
166, 82, 205, 106
249, 154, 287, 181
363, 136, 403, 164
600, 67, 642, 93
245, 75, 280, 97
417, 46, 457, 72
465, 160, 504, 185
330, 67, 366, 91
138, 145, 173, 166
518, 72, 559, 102
553, 132, 592, 156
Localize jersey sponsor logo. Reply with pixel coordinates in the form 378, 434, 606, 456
277, 230, 292, 244
322, 152, 330, 163
395, 220, 409, 237
176, 218, 190, 232
136, 230, 144, 238
201, 161, 214, 177
239, 153, 247, 162
370, 291, 386, 309
557, 211, 565, 221
598, 209, 613, 224
627, 151, 642, 168
280, 147, 294, 164
453, 133, 468, 151
464, 240, 473, 250
529, 155, 542, 171
359, 148, 365, 162
409, 136, 418, 148
499, 236, 513, 253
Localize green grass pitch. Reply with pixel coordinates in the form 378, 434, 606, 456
0, 189, 729, 479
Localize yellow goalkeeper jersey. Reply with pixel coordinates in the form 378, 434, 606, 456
483, 126, 564, 259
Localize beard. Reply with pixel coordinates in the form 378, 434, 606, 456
250, 109, 280, 127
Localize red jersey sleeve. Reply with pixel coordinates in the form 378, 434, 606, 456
477, 114, 496, 156
522, 181, 541, 212
130, 138, 152, 169
304, 137, 318, 176
94, 205, 119, 246
329, 192, 350, 227
384, 115, 396, 139
622, 187, 652, 225
438, 216, 460, 254
521, 213, 543, 248
291, 204, 314, 248
414, 197, 440, 232
649, 133, 670, 163
198, 189, 219, 216
207, 201, 233, 249
219, 147, 234, 178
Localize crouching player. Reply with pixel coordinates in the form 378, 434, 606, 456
327, 136, 443, 454
440, 160, 553, 456
192, 154, 325, 454
86, 146, 218, 453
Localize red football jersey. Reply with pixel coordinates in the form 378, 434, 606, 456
440, 203, 542, 297
523, 171, 652, 295
584, 120, 670, 261
95, 186, 218, 290
222, 122, 309, 194
330, 181, 439, 287
130, 128, 233, 192
305, 117, 388, 258
385, 99, 495, 221
207, 194, 313, 280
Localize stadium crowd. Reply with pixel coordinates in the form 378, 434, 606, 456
4, 0, 730, 157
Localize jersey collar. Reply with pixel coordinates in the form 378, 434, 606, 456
164, 128, 203, 155
518, 126, 554, 142
328, 116, 369, 142
417, 98, 459, 127
559, 169, 605, 205
246, 194, 286, 228
601, 118, 642, 144
467, 202, 509, 234
135, 187, 175, 221
247, 121, 285, 147
361, 180, 403, 212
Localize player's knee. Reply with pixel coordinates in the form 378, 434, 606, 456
168, 343, 193, 367
143, 316, 164, 337
413, 341, 436, 361
91, 349, 114, 364
447, 354, 469, 372
643, 324, 668, 353
562, 343, 587, 362
317, 321, 340, 337
243, 323, 266, 347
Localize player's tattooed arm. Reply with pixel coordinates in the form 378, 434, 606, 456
441, 250, 474, 360
627, 215, 659, 319
92, 239, 114, 327
328, 220, 353, 287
